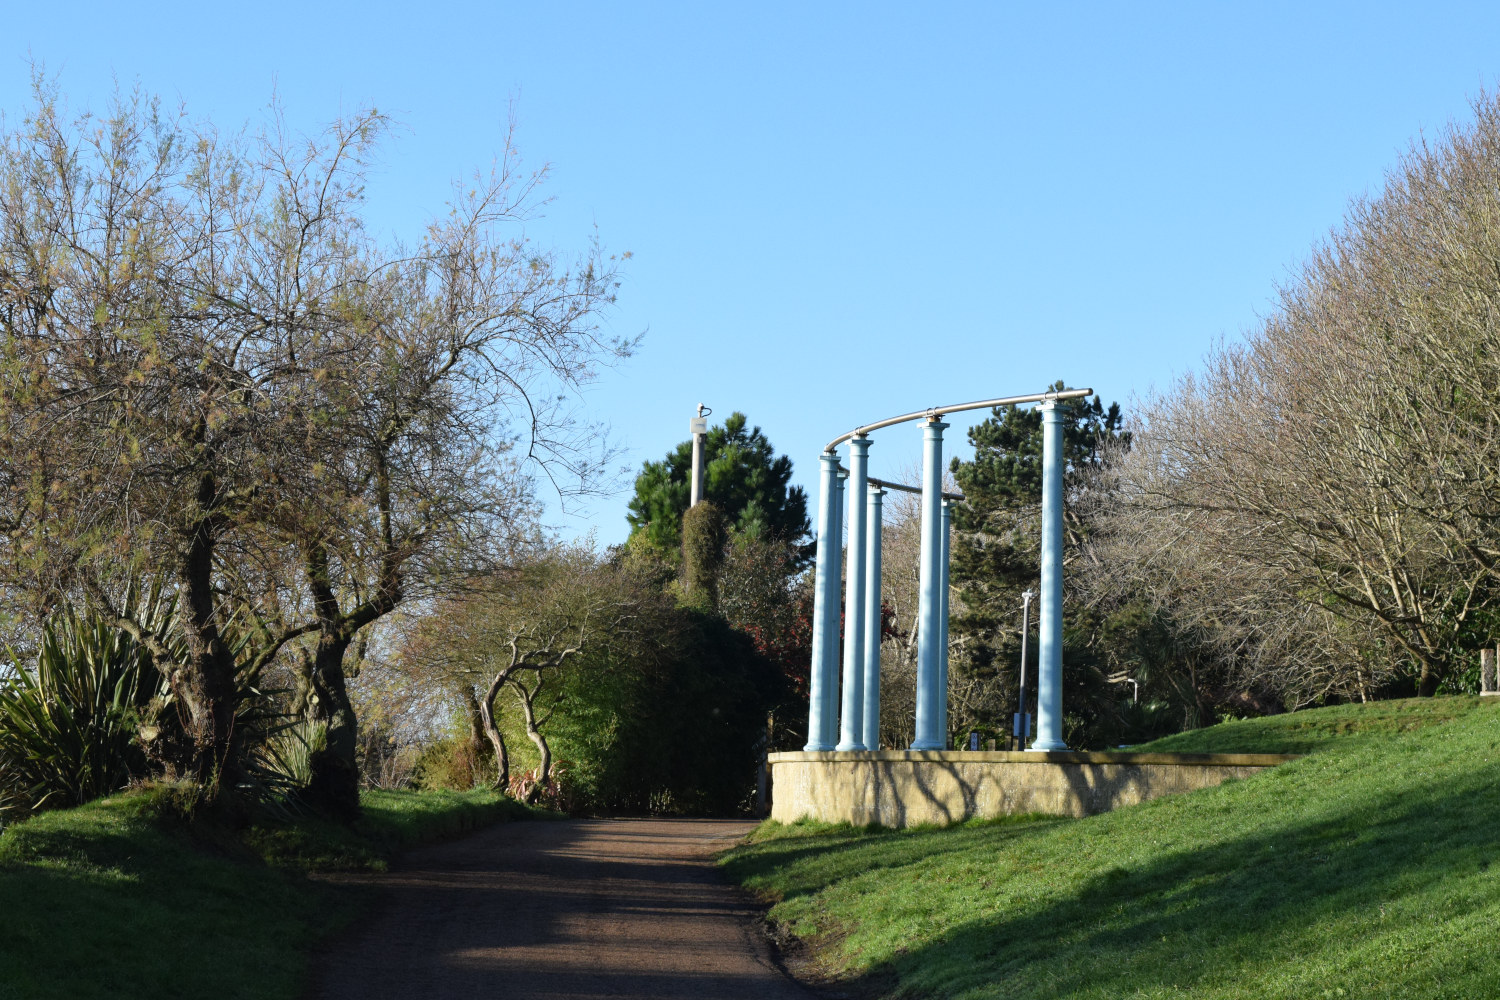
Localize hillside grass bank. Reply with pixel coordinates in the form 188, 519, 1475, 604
724, 697, 1500, 999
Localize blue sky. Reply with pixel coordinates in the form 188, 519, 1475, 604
5, 2, 1499, 544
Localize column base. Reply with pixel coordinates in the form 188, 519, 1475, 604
1027, 739, 1069, 751
834, 742, 868, 751
804, 742, 835, 751
909, 739, 945, 750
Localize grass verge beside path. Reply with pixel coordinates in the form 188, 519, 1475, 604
0, 787, 546, 1000
724, 697, 1500, 999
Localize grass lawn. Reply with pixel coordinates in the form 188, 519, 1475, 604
0, 786, 543, 1000
723, 696, 1500, 999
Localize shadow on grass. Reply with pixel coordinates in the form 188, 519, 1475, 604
0, 805, 338, 1000
724, 815, 1067, 906
745, 753, 1500, 999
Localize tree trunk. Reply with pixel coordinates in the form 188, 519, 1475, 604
175, 479, 240, 800
300, 543, 363, 819
514, 681, 552, 804
303, 631, 362, 819
1418, 661, 1440, 698
478, 674, 511, 790
463, 686, 496, 785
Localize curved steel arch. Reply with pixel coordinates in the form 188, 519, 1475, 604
823, 387, 1094, 454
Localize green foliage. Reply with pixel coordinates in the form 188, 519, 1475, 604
410, 732, 493, 792
723, 697, 1500, 999
0, 605, 168, 819
416, 541, 786, 815
250, 720, 327, 795
509, 609, 783, 814
626, 412, 809, 559
718, 533, 815, 750
681, 500, 728, 605
950, 383, 1125, 613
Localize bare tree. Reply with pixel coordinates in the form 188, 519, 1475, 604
0, 77, 628, 805
1096, 90, 1500, 702
403, 546, 661, 799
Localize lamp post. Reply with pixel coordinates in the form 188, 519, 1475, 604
1014, 588, 1034, 749
689, 404, 710, 507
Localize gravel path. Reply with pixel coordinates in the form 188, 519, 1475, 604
310, 817, 815, 1000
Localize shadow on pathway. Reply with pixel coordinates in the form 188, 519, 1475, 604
310, 818, 816, 1000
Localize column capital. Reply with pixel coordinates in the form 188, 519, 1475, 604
1037, 398, 1064, 416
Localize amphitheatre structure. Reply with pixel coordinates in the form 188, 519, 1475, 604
768, 388, 1295, 827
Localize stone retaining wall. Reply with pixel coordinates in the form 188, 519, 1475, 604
767, 750, 1298, 827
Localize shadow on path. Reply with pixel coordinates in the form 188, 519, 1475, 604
310, 818, 815, 1000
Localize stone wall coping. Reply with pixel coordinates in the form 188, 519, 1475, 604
768, 749, 1301, 767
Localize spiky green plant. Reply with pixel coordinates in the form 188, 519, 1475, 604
0, 608, 167, 815
254, 719, 326, 789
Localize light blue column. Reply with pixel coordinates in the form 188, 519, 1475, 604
938, 498, 953, 749
823, 468, 847, 746
804, 452, 842, 751
1030, 401, 1068, 751
911, 418, 948, 750
837, 436, 870, 750
861, 487, 885, 749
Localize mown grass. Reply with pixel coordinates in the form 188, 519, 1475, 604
247, 786, 545, 871
0, 786, 544, 1000
1131, 695, 1484, 755
724, 696, 1500, 999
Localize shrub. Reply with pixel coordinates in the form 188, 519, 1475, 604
0, 608, 167, 818
411, 734, 492, 791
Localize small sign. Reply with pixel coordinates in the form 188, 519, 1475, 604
689, 417, 708, 435
968, 732, 980, 751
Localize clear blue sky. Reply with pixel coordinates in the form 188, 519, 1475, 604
6, 2, 1498, 544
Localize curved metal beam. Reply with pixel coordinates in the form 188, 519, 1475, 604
837, 466, 964, 502
823, 387, 1095, 454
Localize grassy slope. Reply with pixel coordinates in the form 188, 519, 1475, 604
724, 696, 1500, 999
0, 787, 540, 1000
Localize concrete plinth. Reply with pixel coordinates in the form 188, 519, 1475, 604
768, 750, 1298, 828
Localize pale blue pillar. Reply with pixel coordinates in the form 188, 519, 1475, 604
911, 418, 948, 750
837, 436, 870, 750
938, 498, 953, 749
1030, 401, 1068, 751
861, 487, 885, 749
804, 452, 843, 751
823, 468, 847, 745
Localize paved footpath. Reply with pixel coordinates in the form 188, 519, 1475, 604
310, 818, 817, 1000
